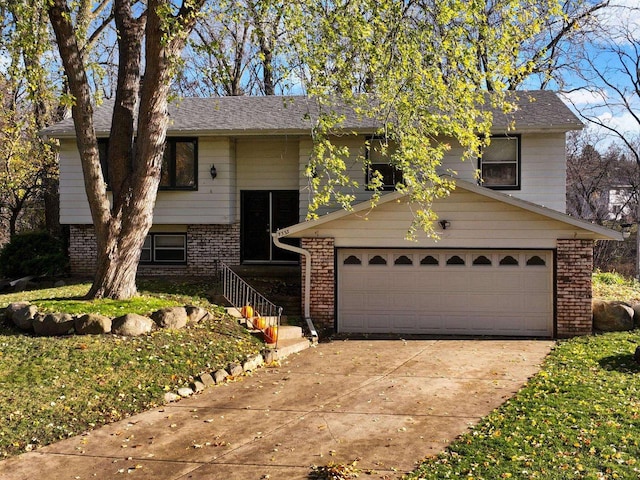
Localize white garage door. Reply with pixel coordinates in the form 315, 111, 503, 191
337, 249, 553, 337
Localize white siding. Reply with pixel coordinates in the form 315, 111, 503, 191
298, 132, 568, 221
236, 136, 300, 220
154, 138, 235, 223
58, 138, 236, 225
59, 139, 92, 224
288, 188, 583, 249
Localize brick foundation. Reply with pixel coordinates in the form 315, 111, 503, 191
301, 237, 335, 331
69, 225, 97, 277
556, 239, 594, 338
68, 224, 240, 277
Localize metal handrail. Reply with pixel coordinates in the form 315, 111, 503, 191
220, 262, 282, 349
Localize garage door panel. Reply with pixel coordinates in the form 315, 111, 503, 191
338, 249, 553, 337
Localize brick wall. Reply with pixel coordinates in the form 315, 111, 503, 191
68, 224, 240, 277
556, 239, 594, 338
69, 225, 97, 277
301, 237, 335, 331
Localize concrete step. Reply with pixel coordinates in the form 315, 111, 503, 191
272, 325, 303, 340
270, 337, 312, 360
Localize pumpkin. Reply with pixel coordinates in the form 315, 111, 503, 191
263, 325, 278, 344
240, 305, 253, 318
253, 315, 267, 330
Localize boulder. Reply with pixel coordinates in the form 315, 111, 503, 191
199, 372, 215, 387
5, 302, 36, 330
75, 314, 112, 335
242, 354, 264, 372
632, 304, 640, 328
151, 307, 188, 330
33, 312, 75, 336
185, 305, 211, 325
227, 362, 243, 377
592, 299, 635, 332
213, 369, 230, 384
112, 314, 154, 336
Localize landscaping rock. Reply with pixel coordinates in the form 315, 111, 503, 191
243, 354, 263, 372
185, 305, 211, 325
228, 362, 243, 377
112, 314, 154, 336
54, 280, 66, 288
11, 276, 32, 292
164, 392, 181, 403
75, 314, 112, 335
33, 312, 75, 336
593, 299, 635, 332
214, 369, 229, 384
6, 302, 37, 330
262, 349, 276, 364
151, 307, 188, 330
191, 380, 205, 393
177, 387, 194, 397
199, 373, 215, 387
632, 304, 640, 328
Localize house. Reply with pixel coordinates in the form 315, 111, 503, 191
607, 185, 636, 221
42, 91, 621, 338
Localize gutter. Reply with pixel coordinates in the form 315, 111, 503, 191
271, 234, 318, 339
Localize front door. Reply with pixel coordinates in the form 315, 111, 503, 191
241, 190, 299, 263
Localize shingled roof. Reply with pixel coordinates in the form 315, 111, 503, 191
41, 90, 582, 138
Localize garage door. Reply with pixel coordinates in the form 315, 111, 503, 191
337, 249, 553, 337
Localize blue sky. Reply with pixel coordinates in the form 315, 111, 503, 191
559, 0, 640, 143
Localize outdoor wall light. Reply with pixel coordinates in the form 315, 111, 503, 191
439, 220, 451, 230
622, 223, 632, 239
210, 164, 217, 180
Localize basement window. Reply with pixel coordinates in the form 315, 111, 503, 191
141, 234, 186, 264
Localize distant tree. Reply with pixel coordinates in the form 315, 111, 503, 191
0, 0, 59, 237
177, 0, 287, 97
565, 3, 640, 164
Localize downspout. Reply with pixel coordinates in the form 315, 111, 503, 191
272, 233, 318, 339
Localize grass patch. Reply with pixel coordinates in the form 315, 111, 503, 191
0, 280, 262, 459
407, 332, 640, 479
593, 271, 640, 303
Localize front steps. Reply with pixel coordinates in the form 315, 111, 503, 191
226, 307, 312, 360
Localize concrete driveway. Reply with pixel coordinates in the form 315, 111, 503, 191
0, 339, 553, 480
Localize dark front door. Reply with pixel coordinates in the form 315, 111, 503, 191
241, 190, 299, 263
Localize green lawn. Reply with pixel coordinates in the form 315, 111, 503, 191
408, 274, 640, 480
0, 280, 262, 459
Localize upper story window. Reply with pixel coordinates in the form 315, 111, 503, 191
479, 135, 520, 190
160, 138, 197, 190
366, 137, 402, 191
97, 137, 198, 191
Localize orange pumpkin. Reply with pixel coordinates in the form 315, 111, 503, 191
240, 305, 253, 318
253, 316, 267, 330
263, 325, 278, 344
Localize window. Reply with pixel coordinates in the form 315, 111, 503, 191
97, 137, 197, 191
366, 137, 402, 190
161, 139, 197, 190
479, 136, 520, 190
141, 234, 186, 264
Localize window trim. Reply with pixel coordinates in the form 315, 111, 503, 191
478, 135, 521, 191
140, 233, 187, 265
365, 136, 402, 191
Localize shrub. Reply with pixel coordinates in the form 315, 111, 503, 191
0, 232, 68, 278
